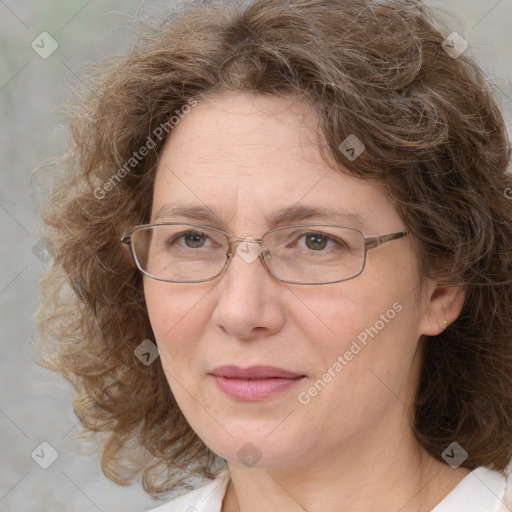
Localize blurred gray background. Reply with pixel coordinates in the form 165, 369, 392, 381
1, 1, 511, 511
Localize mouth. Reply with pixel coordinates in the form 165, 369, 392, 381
209, 366, 306, 401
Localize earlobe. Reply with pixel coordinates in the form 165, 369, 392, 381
419, 283, 465, 336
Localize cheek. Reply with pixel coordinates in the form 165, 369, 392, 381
296, 294, 419, 427
291, 280, 398, 352
143, 281, 207, 366
297, 256, 421, 384
299, 292, 407, 379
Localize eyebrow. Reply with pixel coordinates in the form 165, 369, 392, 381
153, 203, 369, 230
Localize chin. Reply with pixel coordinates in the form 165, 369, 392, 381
201, 429, 304, 470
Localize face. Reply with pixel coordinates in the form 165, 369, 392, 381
143, 92, 434, 472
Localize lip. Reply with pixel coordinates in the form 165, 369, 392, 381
209, 366, 306, 401
210, 365, 304, 379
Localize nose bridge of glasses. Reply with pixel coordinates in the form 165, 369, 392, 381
228, 235, 262, 249
227, 236, 271, 261
228, 235, 262, 243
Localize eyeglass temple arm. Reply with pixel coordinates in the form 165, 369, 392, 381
365, 231, 408, 250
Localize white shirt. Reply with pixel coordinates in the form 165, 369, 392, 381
146, 466, 512, 512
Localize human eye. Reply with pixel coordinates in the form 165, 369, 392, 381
148, 226, 224, 257
297, 231, 348, 252
167, 229, 220, 251
280, 229, 349, 257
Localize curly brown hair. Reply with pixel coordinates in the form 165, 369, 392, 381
36, 0, 512, 499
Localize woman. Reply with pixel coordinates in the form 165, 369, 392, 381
37, 0, 512, 510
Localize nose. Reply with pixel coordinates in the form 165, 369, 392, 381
210, 240, 285, 340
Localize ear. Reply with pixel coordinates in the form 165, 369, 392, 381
418, 282, 465, 336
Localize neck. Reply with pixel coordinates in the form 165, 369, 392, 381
221, 414, 471, 512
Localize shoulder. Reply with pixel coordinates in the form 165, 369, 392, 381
144, 470, 230, 512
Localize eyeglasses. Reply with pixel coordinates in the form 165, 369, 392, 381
121, 222, 408, 285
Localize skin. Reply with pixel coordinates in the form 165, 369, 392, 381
143, 92, 469, 512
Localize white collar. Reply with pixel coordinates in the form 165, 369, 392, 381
431, 466, 508, 512
147, 466, 511, 511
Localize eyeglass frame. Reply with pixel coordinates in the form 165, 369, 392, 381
121, 222, 408, 285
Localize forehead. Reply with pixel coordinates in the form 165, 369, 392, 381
159, 92, 324, 166
151, 93, 397, 232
